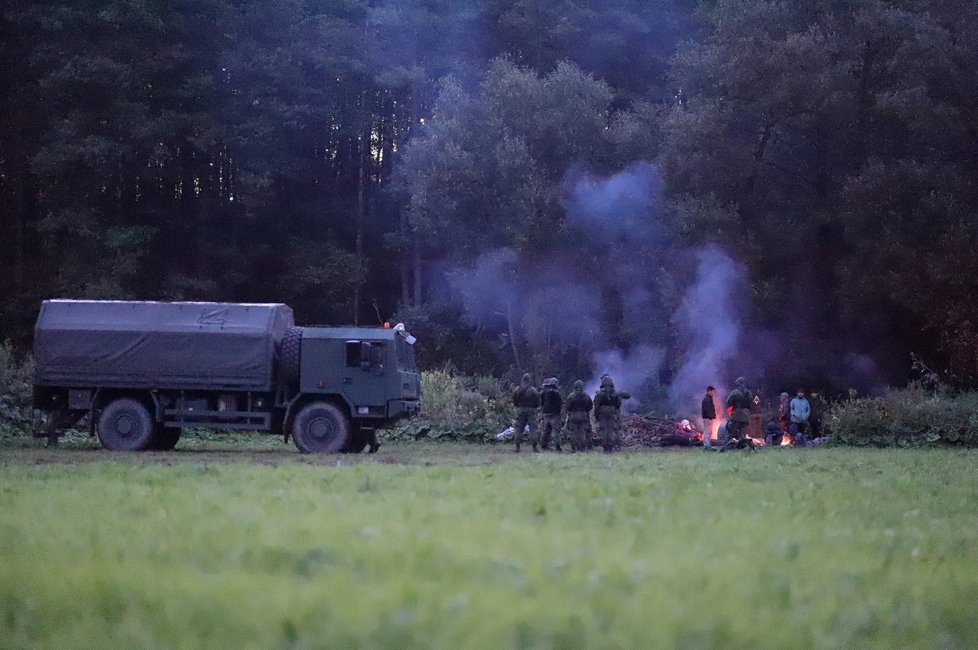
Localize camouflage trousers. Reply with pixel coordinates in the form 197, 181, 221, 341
540, 413, 562, 450
597, 412, 620, 451
513, 408, 538, 450
566, 414, 590, 451
726, 418, 748, 441
720, 418, 752, 451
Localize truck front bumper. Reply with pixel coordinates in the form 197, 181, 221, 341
387, 399, 420, 420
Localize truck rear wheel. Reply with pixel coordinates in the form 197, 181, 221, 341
292, 402, 350, 454
149, 426, 182, 451
98, 398, 155, 451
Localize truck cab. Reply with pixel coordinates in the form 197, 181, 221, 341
296, 326, 420, 425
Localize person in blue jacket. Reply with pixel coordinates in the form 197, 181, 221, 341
789, 388, 811, 435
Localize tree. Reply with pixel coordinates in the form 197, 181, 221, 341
662, 0, 978, 383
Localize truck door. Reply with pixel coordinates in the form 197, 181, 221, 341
341, 340, 388, 411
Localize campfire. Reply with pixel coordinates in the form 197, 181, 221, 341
620, 414, 771, 448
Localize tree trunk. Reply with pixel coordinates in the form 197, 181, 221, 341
353, 92, 369, 325
412, 238, 422, 306
400, 208, 411, 307
506, 299, 522, 369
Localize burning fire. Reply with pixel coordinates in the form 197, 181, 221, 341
709, 418, 726, 440
781, 432, 792, 446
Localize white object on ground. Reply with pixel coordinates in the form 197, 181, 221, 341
495, 425, 530, 440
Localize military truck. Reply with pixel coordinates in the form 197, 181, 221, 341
32, 300, 420, 453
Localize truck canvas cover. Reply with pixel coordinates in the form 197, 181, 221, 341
34, 300, 294, 391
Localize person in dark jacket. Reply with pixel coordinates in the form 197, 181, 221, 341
722, 377, 755, 451
539, 377, 563, 451
725, 377, 753, 441
594, 375, 629, 453
809, 390, 827, 438
701, 386, 717, 449
512, 373, 541, 452
564, 380, 593, 452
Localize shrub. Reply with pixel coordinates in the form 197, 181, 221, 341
827, 387, 978, 447
0, 342, 35, 436
385, 369, 515, 443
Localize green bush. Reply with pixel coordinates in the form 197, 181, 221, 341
827, 387, 978, 447
0, 342, 35, 436
385, 369, 515, 443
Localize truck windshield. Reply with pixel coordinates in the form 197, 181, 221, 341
396, 339, 417, 371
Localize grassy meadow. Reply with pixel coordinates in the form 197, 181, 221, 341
1, 437, 977, 648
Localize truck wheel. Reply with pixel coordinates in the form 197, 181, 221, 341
280, 326, 303, 387
98, 399, 155, 451
149, 426, 182, 451
292, 402, 349, 454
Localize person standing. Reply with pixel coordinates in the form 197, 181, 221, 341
809, 390, 826, 438
790, 388, 811, 436
777, 392, 791, 432
723, 377, 754, 450
512, 373, 541, 453
564, 380, 593, 452
701, 386, 717, 450
594, 375, 627, 453
748, 390, 764, 439
539, 377, 563, 451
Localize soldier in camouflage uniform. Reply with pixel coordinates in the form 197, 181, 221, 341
593, 375, 629, 453
722, 376, 755, 451
539, 377, 563, 451
512, 372, 541, 452
564, 380, 593, 452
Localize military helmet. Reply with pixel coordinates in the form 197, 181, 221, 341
573, 380, 584, 391
521, 372, 532, 384
543, 377, 558, 387
600, 375, 614, 388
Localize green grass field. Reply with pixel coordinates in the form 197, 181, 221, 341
1, 437, 976, 648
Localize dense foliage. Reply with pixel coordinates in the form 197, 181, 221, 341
0, 342, 34, 435
3, 0, 976, 388
386, 369, 515, 442
828, 387, 978, 448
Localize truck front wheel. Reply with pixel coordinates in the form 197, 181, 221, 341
98, 398, 155, 451
292, 402, 350, 454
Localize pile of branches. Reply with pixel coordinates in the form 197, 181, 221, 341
620, 413, 682, 448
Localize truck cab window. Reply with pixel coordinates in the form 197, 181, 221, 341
346, 341, 362, 368
347, 340, 385, 369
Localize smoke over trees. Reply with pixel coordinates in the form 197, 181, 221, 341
2, 0, 977, 404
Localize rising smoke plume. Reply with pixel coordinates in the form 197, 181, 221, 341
668, 245, 746, 414
441, 161, 751, 416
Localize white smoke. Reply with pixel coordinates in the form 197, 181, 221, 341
586, 344, 666, 405
668, 244, 745, 414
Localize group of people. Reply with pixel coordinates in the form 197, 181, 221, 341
509, 373, 828, 455
511, 373, 629, 454
695, 379, 828, 450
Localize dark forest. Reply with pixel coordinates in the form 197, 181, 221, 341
3, 0, 977, 407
